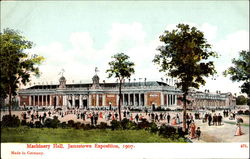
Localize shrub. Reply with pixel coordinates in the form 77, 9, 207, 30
83, 124, 93, 130
21, 120, 27, 126
137, 119, 150, 129
67, 120, 75, 128
177, 127, 185, 137
244, 110, 249, 115
44, 118, 53, 128
149, 122, 158, 134
28, 122, 34, 128
96, 122, 108, 129
120, 118, 130, 130
126, 121, 137, 130
74, 122, 81, 129
44, 116, 60, 128
158, 125, 177, 138
60, 122, 67, 128
1, 115, 20, 127
80, 123, 85, 129
35, 121, 43, 128
110, 120, 122, 130
237, 110, 244, 115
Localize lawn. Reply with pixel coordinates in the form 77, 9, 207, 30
1, 127, 186, 143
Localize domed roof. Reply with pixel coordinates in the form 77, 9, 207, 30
59, 76, 66, 81
92, 74, 100, 84
92, 74, 99, 80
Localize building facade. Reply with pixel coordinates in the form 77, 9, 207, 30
18, 74, 236, 110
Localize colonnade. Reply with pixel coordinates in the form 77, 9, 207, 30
26, 93, 177, 107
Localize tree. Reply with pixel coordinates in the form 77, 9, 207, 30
0, 28, 44, 116
236, 95, 247, 105
224, 50, 250, 100
153, 24, 217, 131
106, 53, 135, 121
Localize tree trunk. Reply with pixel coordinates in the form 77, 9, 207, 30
182, 92, 187, 132
8, 84, 12, 116
118, 80, 122, 121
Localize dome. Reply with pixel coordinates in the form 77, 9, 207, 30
59, 76, 66, 81
92, 74, 100, 84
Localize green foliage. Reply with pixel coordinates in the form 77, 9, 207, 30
236, 95, 247, 105
224, 50, 250, 98
153, 24, 217, 131
0, 28, 45, 115
106, 53, 135, 121
153, 24, 217, 92
96, 122, 108, 129
44, 116, 60, 128
1, 115, 20, 128
74, 122, 82, 129
67, 120, 75, 127
34, 121, 43, 128
110, 120, 122, 130
106, 53, 135, 80
137, 118, 151, 129
60, 122, 67, 128
149, 122, 158, 134
120, 118, 137, 130
158, 125, 177, 138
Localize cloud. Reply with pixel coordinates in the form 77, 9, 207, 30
26, 22, 248, 96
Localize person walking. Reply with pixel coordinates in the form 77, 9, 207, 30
90, 113, 94, 125
235, 123, 243, 136
213, 113, 217, 126
167, 113, 171, 124
196, 127, 201, 140
135, 114, 139, 123
189, 121, 196, 139
208, 113, 212, 126
218, 113, 222, 126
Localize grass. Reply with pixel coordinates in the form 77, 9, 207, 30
1, 127, 186, 143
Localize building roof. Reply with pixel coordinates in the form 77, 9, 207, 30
26, 81, 169, 90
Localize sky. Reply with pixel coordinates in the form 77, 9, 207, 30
1, 1, 249, 95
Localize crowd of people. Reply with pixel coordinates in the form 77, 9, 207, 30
17, 107, 246, 140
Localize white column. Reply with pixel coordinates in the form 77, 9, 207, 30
102, 94, 105, 106
144, 93, 147, 106
133, 93, 135, 106
50, 95, 52, 106
80, 94, 83, 108
56, 96, 58, 106
42, 95, 44, 106
161, 93, 164, 106
139, 93, 141, 106
72, 95, 75, 107
67, 95, 70, 107
175, 95, 177, 105
62, 95, 65, 106
18, 96, 21, 107
33, 95, 36, 106
29, 96, 31, 106
166, 94, 168, 107
96, 94, 99, 106
89, 95, 92, 106
116, 94, 119, 106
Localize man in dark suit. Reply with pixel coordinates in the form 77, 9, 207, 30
208, 114, 212, 126
218, 113, 222, 126
167, 113, 170, 124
